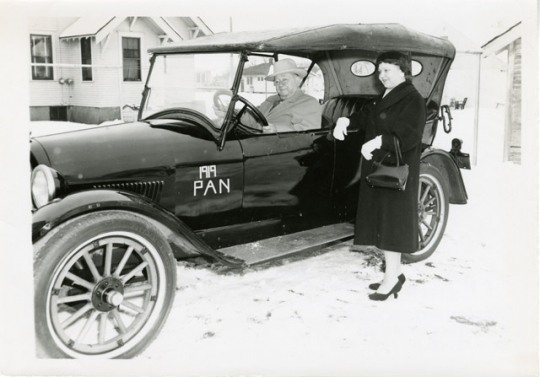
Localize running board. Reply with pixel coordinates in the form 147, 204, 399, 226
218, 223, 354, 266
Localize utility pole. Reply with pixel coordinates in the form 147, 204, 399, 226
229, 17, 234, 87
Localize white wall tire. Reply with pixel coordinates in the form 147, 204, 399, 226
34, 211, 176, 358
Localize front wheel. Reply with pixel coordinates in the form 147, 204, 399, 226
34, 210, 177, 358
402, 163, 449, 263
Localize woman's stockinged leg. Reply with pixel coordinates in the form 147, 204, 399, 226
376, 250, 402, 294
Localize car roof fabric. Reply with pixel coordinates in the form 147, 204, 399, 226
148, 23, 455, 58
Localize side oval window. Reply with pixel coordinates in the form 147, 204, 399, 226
351, 60, 376, 77
412, 60, 423, 76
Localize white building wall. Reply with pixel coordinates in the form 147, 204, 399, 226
116, 18, 161, 107
28, 17, 177, 110
28, 17, 209, 123
254, 76, 275, 93
56, 38, 89, 107
165, 18, 192, 40
67, 37, 107, 108
28, 17, 79, 107
67, 17, 163, 109
29, 77, 63, 107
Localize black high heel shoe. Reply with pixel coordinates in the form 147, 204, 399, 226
368, 277, 405, 301
368, 274, 405, 290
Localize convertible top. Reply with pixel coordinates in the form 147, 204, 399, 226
148, 23, 455, 59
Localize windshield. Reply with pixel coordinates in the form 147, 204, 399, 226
141, 53, 235, 121
141, 53, 324, 127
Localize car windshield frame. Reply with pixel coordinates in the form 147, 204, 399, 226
139, 24, 456, 148
139, 52, 241, 126
138, 50, 321, 148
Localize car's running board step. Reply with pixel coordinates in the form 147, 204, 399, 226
218, 223, 354, 266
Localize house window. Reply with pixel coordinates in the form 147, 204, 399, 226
122, 37, 141, 81
196, 72, 206, 83
81, 37, 93, 81
30, 34, 53, 80
246, 77, 253, 85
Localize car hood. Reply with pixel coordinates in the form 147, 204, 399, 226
30, 120, 213, 184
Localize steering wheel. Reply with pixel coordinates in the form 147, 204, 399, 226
213, 89, 233, 112
213, 90, 269, 134
233, 96, 269, 126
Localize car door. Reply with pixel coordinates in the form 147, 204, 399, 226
172, 135, 244, 230
239, 129, 335, 221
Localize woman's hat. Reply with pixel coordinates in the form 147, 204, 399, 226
265, 59, 307, 81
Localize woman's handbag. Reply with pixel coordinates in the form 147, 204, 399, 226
365, 137, 409, 191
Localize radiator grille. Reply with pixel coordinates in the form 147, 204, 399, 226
93, 181, 164, 202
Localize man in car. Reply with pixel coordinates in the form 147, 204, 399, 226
217, 59, 322, 133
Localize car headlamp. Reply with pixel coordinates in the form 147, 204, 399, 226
31, 165, 57, 208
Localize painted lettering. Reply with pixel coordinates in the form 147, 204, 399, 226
203, 180, 217, 196
219, 178, 230, 193
194, 180, 203, 196
193, 178, 232, 196
199, 165, 217, 179
194, 165, 231, 196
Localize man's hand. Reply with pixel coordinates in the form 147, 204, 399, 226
333, 117, 350, 140
361, 135, 382, 160
263, 123, 277, 133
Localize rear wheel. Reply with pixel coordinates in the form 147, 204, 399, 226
34, 210, 176, 358
403, 163, 449, 263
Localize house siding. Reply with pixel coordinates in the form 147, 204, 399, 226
164, 18, 191, 40
28, 18, 77, 107
509, 38, 522, 164
243, 75, 275, 94
482, 23, 522, 165
116, 19, 160, 107
29, 17, 203, 124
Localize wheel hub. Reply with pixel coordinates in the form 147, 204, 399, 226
92, 277, 124, 312
418, 202, 426, 220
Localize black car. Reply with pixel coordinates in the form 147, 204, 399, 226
30, 23, 468, 358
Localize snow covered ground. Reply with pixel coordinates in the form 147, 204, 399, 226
102, 107, 533, 376
134, 162, 536, 377
26, 106, 538, 376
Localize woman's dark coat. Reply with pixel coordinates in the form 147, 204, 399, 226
348, 81, 426, 253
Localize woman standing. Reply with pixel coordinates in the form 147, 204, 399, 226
333, 51, 426, 301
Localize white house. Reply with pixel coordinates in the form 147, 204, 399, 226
482, 22, 522, 164
28, 16, 213, 124
241, 62, 275, 93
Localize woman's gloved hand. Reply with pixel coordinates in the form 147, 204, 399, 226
361, 135, 382, 160
333, 117, 350, 140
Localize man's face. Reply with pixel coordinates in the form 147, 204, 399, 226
273, 73, 301, 99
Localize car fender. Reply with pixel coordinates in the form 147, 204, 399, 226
32, 189, 245, 267
421, 148, 468, 204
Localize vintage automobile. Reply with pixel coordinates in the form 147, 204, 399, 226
30, 23, 468, 358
